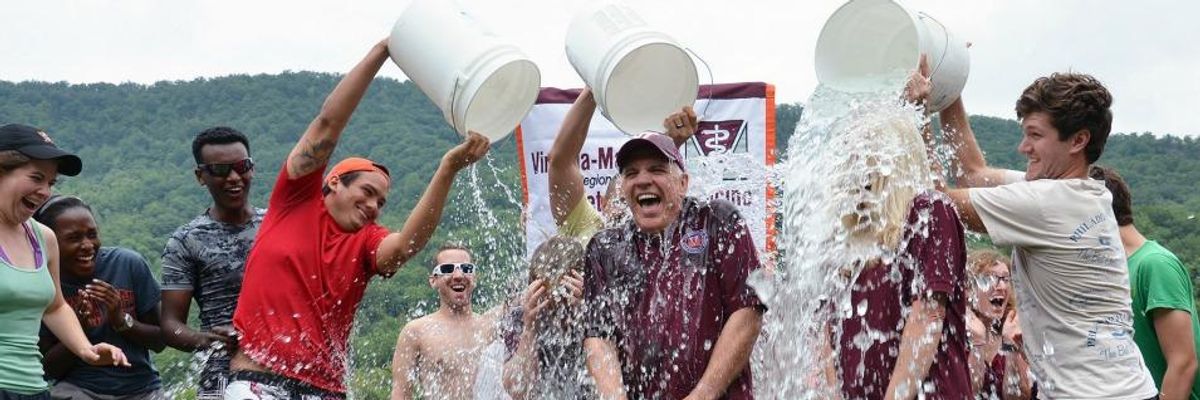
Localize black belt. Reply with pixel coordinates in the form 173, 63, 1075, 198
228, 371, 345, 399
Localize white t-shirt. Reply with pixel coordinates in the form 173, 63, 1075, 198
970, 177, 1157, 399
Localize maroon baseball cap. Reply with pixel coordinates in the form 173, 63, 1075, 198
615, 132, 686, 172
0, 124, 82, 176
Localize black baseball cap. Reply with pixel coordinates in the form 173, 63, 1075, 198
0, 124, 82, 176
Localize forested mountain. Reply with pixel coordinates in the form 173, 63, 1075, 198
2, 74, 1196, 398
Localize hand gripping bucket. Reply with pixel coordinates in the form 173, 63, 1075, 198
566, 2, 699, 135
389, 0, 541, 142
815, 0, 969, 112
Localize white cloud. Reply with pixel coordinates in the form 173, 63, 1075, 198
1, 0, 1196, 136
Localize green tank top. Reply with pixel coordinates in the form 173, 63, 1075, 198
0, 221, 54, 394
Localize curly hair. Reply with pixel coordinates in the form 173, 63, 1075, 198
192, 126, 250, 164
1015, 72, 1113, 164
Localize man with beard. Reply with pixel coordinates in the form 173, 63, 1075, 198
582, 132, 765, 400
391, 244, 499, 399
160, 127, 264, 398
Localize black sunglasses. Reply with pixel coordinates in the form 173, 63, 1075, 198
432, 262, 476, 276
199, 158, 254, 178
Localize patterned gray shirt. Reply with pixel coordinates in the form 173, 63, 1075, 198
160, 208, 265, 394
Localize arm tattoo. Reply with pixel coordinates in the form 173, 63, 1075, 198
289, 137, 337, 177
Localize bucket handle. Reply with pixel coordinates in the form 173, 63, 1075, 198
917, 12, 951, 79
684, 47, 715, 119
449, 74, 466, 137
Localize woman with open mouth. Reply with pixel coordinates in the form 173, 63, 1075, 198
0, 124, 128, 400
33, 196, 167, 399
965, 249, 1034, 400
823, 110, 971, 399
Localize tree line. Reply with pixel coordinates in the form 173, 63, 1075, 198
2, 73, 1195, 398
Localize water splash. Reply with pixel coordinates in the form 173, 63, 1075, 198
751, 73, 938, 397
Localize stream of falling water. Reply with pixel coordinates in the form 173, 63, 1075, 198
751, 73, 940, 398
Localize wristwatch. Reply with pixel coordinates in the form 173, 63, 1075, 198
114, 313, 135, 332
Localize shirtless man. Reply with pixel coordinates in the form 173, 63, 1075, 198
391, 243, 497, 399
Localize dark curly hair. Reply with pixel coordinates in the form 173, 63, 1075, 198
192, 126, 250, 165
1015, 72, 1113, 164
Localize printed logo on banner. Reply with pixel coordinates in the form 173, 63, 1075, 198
685, 120, 748, 158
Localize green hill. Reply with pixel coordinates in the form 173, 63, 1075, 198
2, 73, 1196, 398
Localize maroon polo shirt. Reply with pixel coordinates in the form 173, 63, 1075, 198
836, 192, 970, 400
584, 197, 764, 399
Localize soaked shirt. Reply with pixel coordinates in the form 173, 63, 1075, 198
584, 197, 763, 399
836, 192, 969, 400
971, 178, 1157, 399
160, 207, 264, 392
502, 305, 596, 399
232, 164, 389, 394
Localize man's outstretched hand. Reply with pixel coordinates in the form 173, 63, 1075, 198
442, 132, 490, 171
903, 53, 933, 109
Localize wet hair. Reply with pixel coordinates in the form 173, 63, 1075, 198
0, 150, 31, 175
433, 241, 471, 265
1015, 72, 1113, 164
967, 248, 1016, 318
192, 126, 251, 164
1088, 165, 1134, 226
321, 171, 363, 196
829, 111, 932, 250
967, 248, 1011, 279
32, 195, 93, 230
528, 235, 585, 283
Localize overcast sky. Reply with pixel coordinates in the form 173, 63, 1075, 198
2, 0, 1196, 137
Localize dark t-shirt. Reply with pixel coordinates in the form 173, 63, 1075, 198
160, 208, 264, 392
980, 353, 1006, 400
501, 305, 596, 399
41, 247, 161, 395
584, 198, 764, 399
835, 192, 969, 400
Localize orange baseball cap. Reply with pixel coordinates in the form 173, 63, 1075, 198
325, 157, 391, 186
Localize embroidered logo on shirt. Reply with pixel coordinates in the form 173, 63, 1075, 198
681, 230, 709, 254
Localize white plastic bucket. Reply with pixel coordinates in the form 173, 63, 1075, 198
388, 0, 541, 142
815, 0, 969, 112
566, 2, 698, 135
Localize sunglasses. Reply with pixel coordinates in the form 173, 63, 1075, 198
432, 262, 476, 276
199, 158, 255, 178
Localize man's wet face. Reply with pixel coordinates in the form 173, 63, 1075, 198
620, 153, 688, 234
430, 248, 475, 309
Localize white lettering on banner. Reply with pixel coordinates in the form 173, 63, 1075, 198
517, 83, 776, 256
710, 188, 756, 207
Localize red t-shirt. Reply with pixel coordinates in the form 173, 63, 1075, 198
584, 198, 764, 399
232, 164, 389, 393
835, 192, 969, 400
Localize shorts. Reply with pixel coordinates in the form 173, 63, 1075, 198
222, 371, 344, 400
0, 389, 50, 400
48, 381, 166, 400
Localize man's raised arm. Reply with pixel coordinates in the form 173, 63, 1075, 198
286, 40, 390, 180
